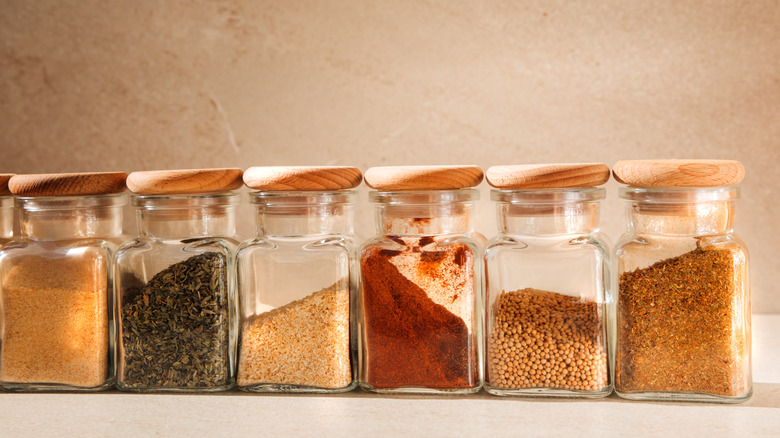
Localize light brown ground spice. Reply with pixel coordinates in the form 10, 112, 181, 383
237, 281, 351, 389
1, 254, 108, 387
616, 245, 748, 396
488, 288, 608, 391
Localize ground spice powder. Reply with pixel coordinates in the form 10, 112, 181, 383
488, 288, 607, 391
1, 255, 108, 388
237, 281, 351, 389
360, 238, 477, 389
617, 245, 748, 396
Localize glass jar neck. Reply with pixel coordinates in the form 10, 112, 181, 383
18, 195, 125, 241
492, 188, 604, 236
370, 190, 477, 236
251, 191, 356, 237
133, 194, 238, 239
620, 187, 737, 236
0, 197, 14, 241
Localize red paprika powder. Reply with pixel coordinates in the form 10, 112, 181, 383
360, 237, 478, 390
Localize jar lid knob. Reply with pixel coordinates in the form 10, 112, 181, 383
126, 168, 243, 195
243, 166, 362, 191
486, 163, 609, 189
9, 172, 127, 196
613, 160, 745, 187
364, 165, 483, 190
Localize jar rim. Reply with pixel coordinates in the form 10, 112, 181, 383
619, 186, 740, 203
490, 187, 605, 204
16, 193, 127, 210
131, 192, 239, 209
249, 190, 358, 206
369, 189, 479, 205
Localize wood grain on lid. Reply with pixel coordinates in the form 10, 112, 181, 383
0, 174, 13, 196
364, 166, 483, 190
613, 160, 745, 187
486, 163, 610, 189
126, 168, 243, 195
243, 166, 362, 191
9, 172, 127, 196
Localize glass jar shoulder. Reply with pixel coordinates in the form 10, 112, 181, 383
359, 234, 480, 259
238, 235, 356, 258
116, 236, 238, 262
485, 232, 609, 260
614, 231, 747, 271
0, 237, 116, 266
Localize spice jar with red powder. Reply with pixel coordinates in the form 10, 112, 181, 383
613, 160, 752, 403
358, 165, 483, 394
483, 164, 612, 398
0, 172, 127, 391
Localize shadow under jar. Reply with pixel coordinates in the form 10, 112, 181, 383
358, 165, 484, 394
613, 160, 751, 403
0, 172, 127, 391
236, 190, 358, 393
483, 188, 611, 397
115, 168, 243, 393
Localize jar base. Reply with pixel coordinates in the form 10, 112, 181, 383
484, 384, 612, 399
1, 380, 114, 392
615, 388, 753, 404
238, 381, 357, 394
115, 382, 235, 393
359, 382, 481, 395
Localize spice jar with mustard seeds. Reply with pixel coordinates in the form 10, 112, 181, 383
115, 168, 242, 393
358, 165, 483, 394
483, 164, 612, 398
0, 172, 127, 391
613, 160, 751, 403
0, 175, 14, 246
236, 166, 361, 393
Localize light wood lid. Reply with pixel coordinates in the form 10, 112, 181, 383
613, 160, 745, 187
126, 168, 243, 195
364, 165, 483, 190
243, 166, 362, 191
0, 174, 13, 196
486, 163, 610, 189
9, 172, 127, 196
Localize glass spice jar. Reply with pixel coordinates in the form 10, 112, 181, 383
115, 168, 243, 393
236, 166, 361, 393
613, 160, 751, 403
483, 164, 612, 398
358, 165, 483, 394
0, 172, 127, 391
0, 175, 14, 246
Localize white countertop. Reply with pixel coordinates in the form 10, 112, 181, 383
2, 315, 779, 437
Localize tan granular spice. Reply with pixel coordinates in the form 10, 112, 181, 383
237, 281, 351, 389
488, 288, 608, 391
1, 255, 108, 387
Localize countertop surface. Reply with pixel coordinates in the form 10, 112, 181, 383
1, 315, 779, 437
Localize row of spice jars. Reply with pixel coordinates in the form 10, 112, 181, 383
0, 161, 751, 403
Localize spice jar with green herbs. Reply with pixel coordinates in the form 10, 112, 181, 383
483, 164, 612, 398
613, 160, 751, 403
0, 172, 127, 391
115, 168, 242, 392
358, 166, 483, 394
236, 166, 361, 393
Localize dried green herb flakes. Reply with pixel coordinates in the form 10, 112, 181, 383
120, 252, 231, 389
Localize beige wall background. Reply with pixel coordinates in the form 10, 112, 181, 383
1, 1, 778, 311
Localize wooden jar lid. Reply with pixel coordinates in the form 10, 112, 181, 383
613, 160, 745, 187
9, 172, 128, 196
243, 166, 362, 191
486, 163, 610, 189
364, 165, 483, 190
0, 174, 13, 196
126, 168, 243, 195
